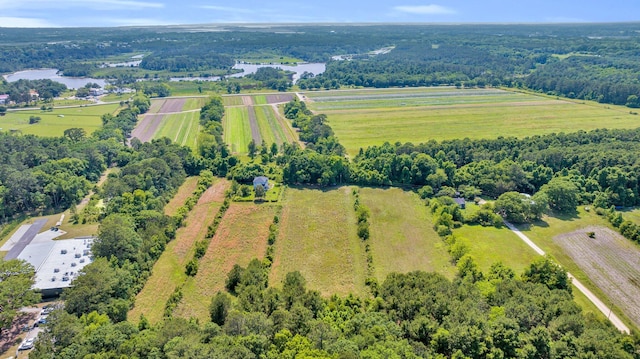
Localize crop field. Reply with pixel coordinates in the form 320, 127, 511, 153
222, 96, 244, 106
554, 227, 640, 328
128, 180, 228, 324
223, 107, 253, 153
270, 187, 367, 297
131, 98, 203, 147
175, 203, 276, 320
0, 104, 120, 137
359, 188, 455, 280
303, 87, 640, 156
152, 111, 200, 150
182, 97, 206, 111
223, 94, 299, 153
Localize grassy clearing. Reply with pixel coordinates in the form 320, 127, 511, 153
182, 97, 206, 111
0, 104, 120, 136
222, 96, 244, 106
101, 93, 132, 103
252, 95, 267, 105
515, 208, 636, 328
153, 111, 200, 150
223, 107, 252, 153
304, 87, 640, 156
270, 187, 367, 297
52, 98, 94, 106
164, 177, 200, 216
175, 203, 276, 321
129, 183, 223, 324
360, 187, 455, 280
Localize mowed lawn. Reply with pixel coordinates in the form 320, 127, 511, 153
128, 180, 226, 324
359, 188, 455, 280
270, 187, 368, 297
153, 111, 200, 150
0, 104, 120, 136
175, 203, 276, 321
304, 87, 640, 156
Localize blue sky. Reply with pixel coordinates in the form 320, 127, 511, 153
0, 0, 638, 27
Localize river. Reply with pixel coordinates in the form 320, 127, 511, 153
3, 69, 107, 89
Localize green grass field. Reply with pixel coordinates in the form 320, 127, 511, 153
270, 187, 368, 297
0, 104, 120, 137
153, 111, 200, 150
303, 87, 640, 156
175, 203, 277, 321
223, 107, 252, 153
255, 105, 290, 146
182, 97, 206, 111
222, 96, 244, 106
360, 187, 455, 280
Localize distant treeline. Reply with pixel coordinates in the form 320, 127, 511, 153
2, 24, 640, 106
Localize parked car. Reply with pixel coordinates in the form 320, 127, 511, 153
18, 338, 35, 350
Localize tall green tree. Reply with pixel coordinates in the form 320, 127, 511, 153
0, 259, 40, 329
94, 213, 142, 263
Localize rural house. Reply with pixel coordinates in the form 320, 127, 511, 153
253, 176, 269, 190
0, 94, 8, 105
454, 197, 466, 209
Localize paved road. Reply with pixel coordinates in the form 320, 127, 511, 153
503, 220, 630, 333
4, 219, 48, 260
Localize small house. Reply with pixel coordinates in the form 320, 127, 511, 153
29, 90, 39, 100
253, 176, 269, 190
0, 94, 9, 105
454, 197, 466, 209
90, 88, 104, 96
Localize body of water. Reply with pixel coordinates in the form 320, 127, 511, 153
4, 62, 326, 88
3, 69, 107, 89
170, 62, 326, 84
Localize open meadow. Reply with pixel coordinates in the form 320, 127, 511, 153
175, 203, 277, 320
359, 187, 455, 280
128, 179, 229, 324
269, 187, 368, 297
303, 87, 640, 156
0, 104, 120, 137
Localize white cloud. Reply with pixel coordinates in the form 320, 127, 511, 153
0, 0, 164, 10
0, 16, 57, 27
394, 4, 456, 15
199, 5, 254, 13
98, 17, 175, 26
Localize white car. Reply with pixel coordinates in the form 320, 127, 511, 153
19, 338, 35, 350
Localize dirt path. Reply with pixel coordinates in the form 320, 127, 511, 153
503, 220, 630, 333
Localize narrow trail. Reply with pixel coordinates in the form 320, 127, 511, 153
503, 220, 630, 333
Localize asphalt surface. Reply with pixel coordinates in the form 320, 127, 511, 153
4, 219, 48, 260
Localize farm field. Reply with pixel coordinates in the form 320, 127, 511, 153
359, 188, 455, 280
175, 203, 277, 320
128, 180, 228, 324
270, 187, 368, 297
515, 208, 636, 327
0, 103, 120, 136
303, 87, 640, 156
131, 97, 202, 147
554, 226, 640, 328
164, 176, 200, 216
152, 111, 200, 150
222, 94, 299, 153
